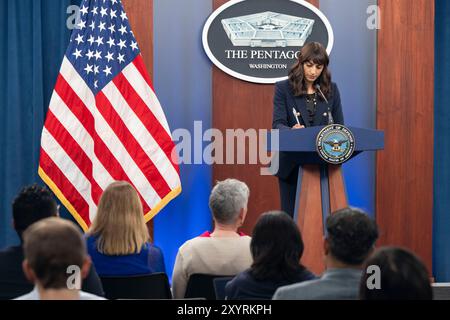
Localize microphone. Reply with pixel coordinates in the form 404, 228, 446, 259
315, 84, 334, 124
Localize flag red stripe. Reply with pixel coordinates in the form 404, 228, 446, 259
113, 73, 179, 173
91, 137, 152, 213
44, 110, 103, 204
51, 76, 152, 212
39, 148, 91, 224
95, 90, 172, 199
54, 74, 94, 133
132, 55, 154, 91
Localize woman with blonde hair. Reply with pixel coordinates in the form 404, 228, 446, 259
86, 181, 165, 276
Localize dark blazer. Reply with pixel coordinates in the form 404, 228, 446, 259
0, 245, 104, 299
225, 268, 316, 300
272, 79, 344, 179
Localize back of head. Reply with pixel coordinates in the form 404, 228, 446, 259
209, 179, 249, 226
13, 184, 58, 240
326, 207, 379, 266
23, 217, 86, 289
88, 181, 149, 255
250, 211, 305, 281
360, 247, 432, 300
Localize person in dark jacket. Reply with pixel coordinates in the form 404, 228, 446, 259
272, 42, 344, 217
225, 211, 315, 299
0, 184, 104, 299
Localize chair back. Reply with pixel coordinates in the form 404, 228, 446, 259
184, 274, 232, 300
432, 283, 450, 300
100, 272, 172, 299
213, 276, 234, 300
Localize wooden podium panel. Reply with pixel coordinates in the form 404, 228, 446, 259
296, 164, 348, 275
328, 165, 348, 213
297, 165, 325, 274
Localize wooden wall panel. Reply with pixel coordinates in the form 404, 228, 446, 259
122, 0, 154, 236
212, 0, 319, 235
376, 0, 434, 272
212, 70, 279, 235
122, 0, 153, 77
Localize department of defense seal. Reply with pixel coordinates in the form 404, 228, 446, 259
316, 124, 355, 164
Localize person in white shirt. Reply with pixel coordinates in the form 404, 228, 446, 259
14, 217, 105, 300
171, 179, 253, 299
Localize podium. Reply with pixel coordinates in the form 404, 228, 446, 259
268, 126, 384, 274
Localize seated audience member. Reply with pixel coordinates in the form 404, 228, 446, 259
273, 207, 379, 300
86, 181, 166, 276
171, 179, 253, 299
225, 211, 316, 299
359, 246, 432, 300
0, 185, 103, 299
15, 218, 105, 300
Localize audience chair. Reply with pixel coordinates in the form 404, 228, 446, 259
100, 272, 172, 299
213, 276, 234, 300
432, 283, 450, 300
184, 274, 232, 300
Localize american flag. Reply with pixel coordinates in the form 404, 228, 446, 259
38, 0, 181, 231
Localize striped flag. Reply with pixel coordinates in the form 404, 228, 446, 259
39, 0, 181, 231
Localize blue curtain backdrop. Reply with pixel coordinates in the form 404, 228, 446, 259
433, 0, 450, 282
0, 0, 80, 248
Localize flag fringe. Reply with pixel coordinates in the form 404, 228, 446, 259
38, 166, 90, 232
38, 166, 181, 231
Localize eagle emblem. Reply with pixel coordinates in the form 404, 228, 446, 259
324, 139, 347, 152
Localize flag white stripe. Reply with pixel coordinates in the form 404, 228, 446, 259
60, 57, 97, 114
94, 111, 161, 208
122, 63, 171, 134
60, 58, 161, 208
102, 82, 181, 189
41, 128, 97, 220
49, 91, 114, 191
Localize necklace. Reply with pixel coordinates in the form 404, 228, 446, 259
305, 93, 317, 125
305, 92, 317, 107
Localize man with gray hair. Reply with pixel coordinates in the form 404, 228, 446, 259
171, 179, 253, 299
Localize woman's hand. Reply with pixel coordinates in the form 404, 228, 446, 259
292, 124, 305, 129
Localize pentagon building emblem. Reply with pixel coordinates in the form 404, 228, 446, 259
202, 0, 334, 84
221, 12, 315, 48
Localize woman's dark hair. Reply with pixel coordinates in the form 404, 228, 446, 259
359, 247, 432, 300
289, 41, 331, 97
250, 211, 306, 281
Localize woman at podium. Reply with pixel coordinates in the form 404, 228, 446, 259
272, 42, 344, 217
